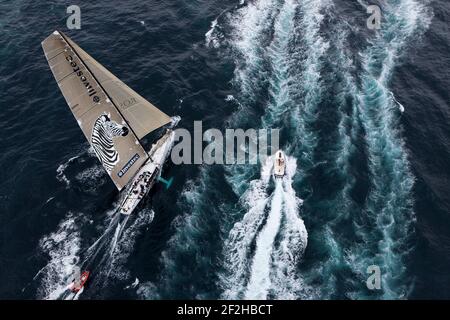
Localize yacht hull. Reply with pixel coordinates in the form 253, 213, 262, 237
119, 130, 175, 215
273, 150, 286, 179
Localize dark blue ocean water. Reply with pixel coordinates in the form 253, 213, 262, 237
0, 0, 449, 299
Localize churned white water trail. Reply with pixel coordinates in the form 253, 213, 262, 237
261, 0, 297, 126
227, 0, 282, 103
210, 0, 321, 299
221, 155, 308, 299
220, 157, 274, 299
100, 209, 155, 281
56, 155, 79, 188
347, 0, 432, 299
271, 158, 308, 299
36, 212, 84, 300
79, 207, 153, 287
244, 180, 283, 299
36, 180, 155, 298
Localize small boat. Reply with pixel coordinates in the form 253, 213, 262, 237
42, 31, 178, 215
69, 271, 90, 293
273, 150, 286, 179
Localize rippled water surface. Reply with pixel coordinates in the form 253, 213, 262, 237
0, 0, 449, 299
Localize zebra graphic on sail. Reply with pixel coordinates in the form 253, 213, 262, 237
91, 113, 129, 173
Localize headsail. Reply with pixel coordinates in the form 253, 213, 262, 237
41, 30, 168, 190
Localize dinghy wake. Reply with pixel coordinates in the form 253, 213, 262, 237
220, 155, 309, 300
35, 196, 154, 299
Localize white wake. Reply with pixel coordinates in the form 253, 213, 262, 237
221, 155, 308, 299
244, 179, 284, 299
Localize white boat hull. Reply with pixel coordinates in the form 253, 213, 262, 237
119, 130, 175, 215
273, 150, 286, 179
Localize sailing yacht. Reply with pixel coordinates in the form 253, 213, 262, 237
42, 30, 177, 215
